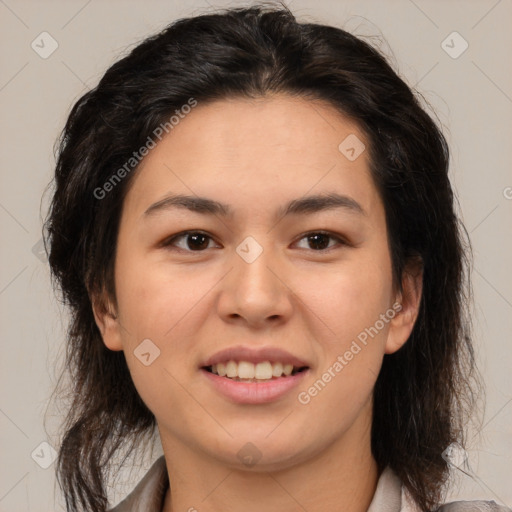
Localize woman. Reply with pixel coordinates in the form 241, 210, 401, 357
43, 4, 510, 512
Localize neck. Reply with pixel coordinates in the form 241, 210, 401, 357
161, 405, 379, 512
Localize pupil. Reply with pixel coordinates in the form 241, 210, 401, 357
309, 233, 329, 250
188, 233, 208, 250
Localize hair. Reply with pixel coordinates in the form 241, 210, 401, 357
43, 3, 482, 511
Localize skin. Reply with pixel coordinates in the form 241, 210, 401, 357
92, 94, 422, 512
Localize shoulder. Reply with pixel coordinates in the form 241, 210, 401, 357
395, 468, 511, 512
405, 488, 511, 511
107, 455, 169, 512
437, 500, 512, 511
105, 460, 511, 512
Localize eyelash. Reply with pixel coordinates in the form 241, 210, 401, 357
160, 230, 349, 253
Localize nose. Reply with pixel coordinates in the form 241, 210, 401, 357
216, 244, 293, 328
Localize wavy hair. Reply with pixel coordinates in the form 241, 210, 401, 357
43, 3, 482, 511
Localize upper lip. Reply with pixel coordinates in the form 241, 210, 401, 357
201, 345, 310, 369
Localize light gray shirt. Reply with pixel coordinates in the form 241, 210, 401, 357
108, 455, 511, 511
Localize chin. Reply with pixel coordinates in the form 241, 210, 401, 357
203, 432, 319, 472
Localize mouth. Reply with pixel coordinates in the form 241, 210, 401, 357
200, 362, 311, 404
199, 346, 311, 403
202, 361, 310, 383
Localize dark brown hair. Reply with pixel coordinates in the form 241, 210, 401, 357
43, 3, 482, 511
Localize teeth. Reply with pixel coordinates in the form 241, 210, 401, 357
283, 363, 293, 376
255, 361, 272, 379
239, 361, 255, 379
217, 362, 227, 377
226, 361, 237, 378
272, 362, 283, 377
209, 360, 302, 380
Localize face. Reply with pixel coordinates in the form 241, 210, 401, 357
93, 94, 421, 471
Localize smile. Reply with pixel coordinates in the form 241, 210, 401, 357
204, 360, 309, 381
201, 363, 310, 404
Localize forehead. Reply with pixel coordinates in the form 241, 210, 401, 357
155, 94, 365, 162
121, 94, 380, 222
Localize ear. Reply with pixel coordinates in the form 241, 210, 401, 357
385, 256, 423, 355
90, 289, 123, 352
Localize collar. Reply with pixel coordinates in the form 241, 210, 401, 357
109, 456, 421, 512
367, 466, 422, 512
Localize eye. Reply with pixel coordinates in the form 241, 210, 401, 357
294, 231, 348, 252
161, 231, 219, 252
161, 230, 349, 253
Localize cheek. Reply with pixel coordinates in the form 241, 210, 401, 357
298, 251, 393, 345
113, 259, 194, 418
296, 261, 393, 426
113, 253, 216, 389
114, 249, 196, 340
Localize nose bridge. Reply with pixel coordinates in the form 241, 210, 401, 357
234, 234, 282, 298
218, 234, 292, 324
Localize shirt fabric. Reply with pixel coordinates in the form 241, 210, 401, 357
108, 455, 511, 512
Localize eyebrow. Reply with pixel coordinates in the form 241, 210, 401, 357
142, 192, 366, 221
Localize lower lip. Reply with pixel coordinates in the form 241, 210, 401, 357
200, 368, 310, 404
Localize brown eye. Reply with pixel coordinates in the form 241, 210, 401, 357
295, 231, 347, 252
161, 230, 348, 254
162, 231, 217, 252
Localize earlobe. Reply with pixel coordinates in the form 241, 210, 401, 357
385, 259, 423, 355
90, 293, 123, 352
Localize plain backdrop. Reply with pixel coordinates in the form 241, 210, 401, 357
0, 0, 511, 510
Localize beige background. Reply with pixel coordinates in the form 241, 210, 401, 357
0, 0, 511, 510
